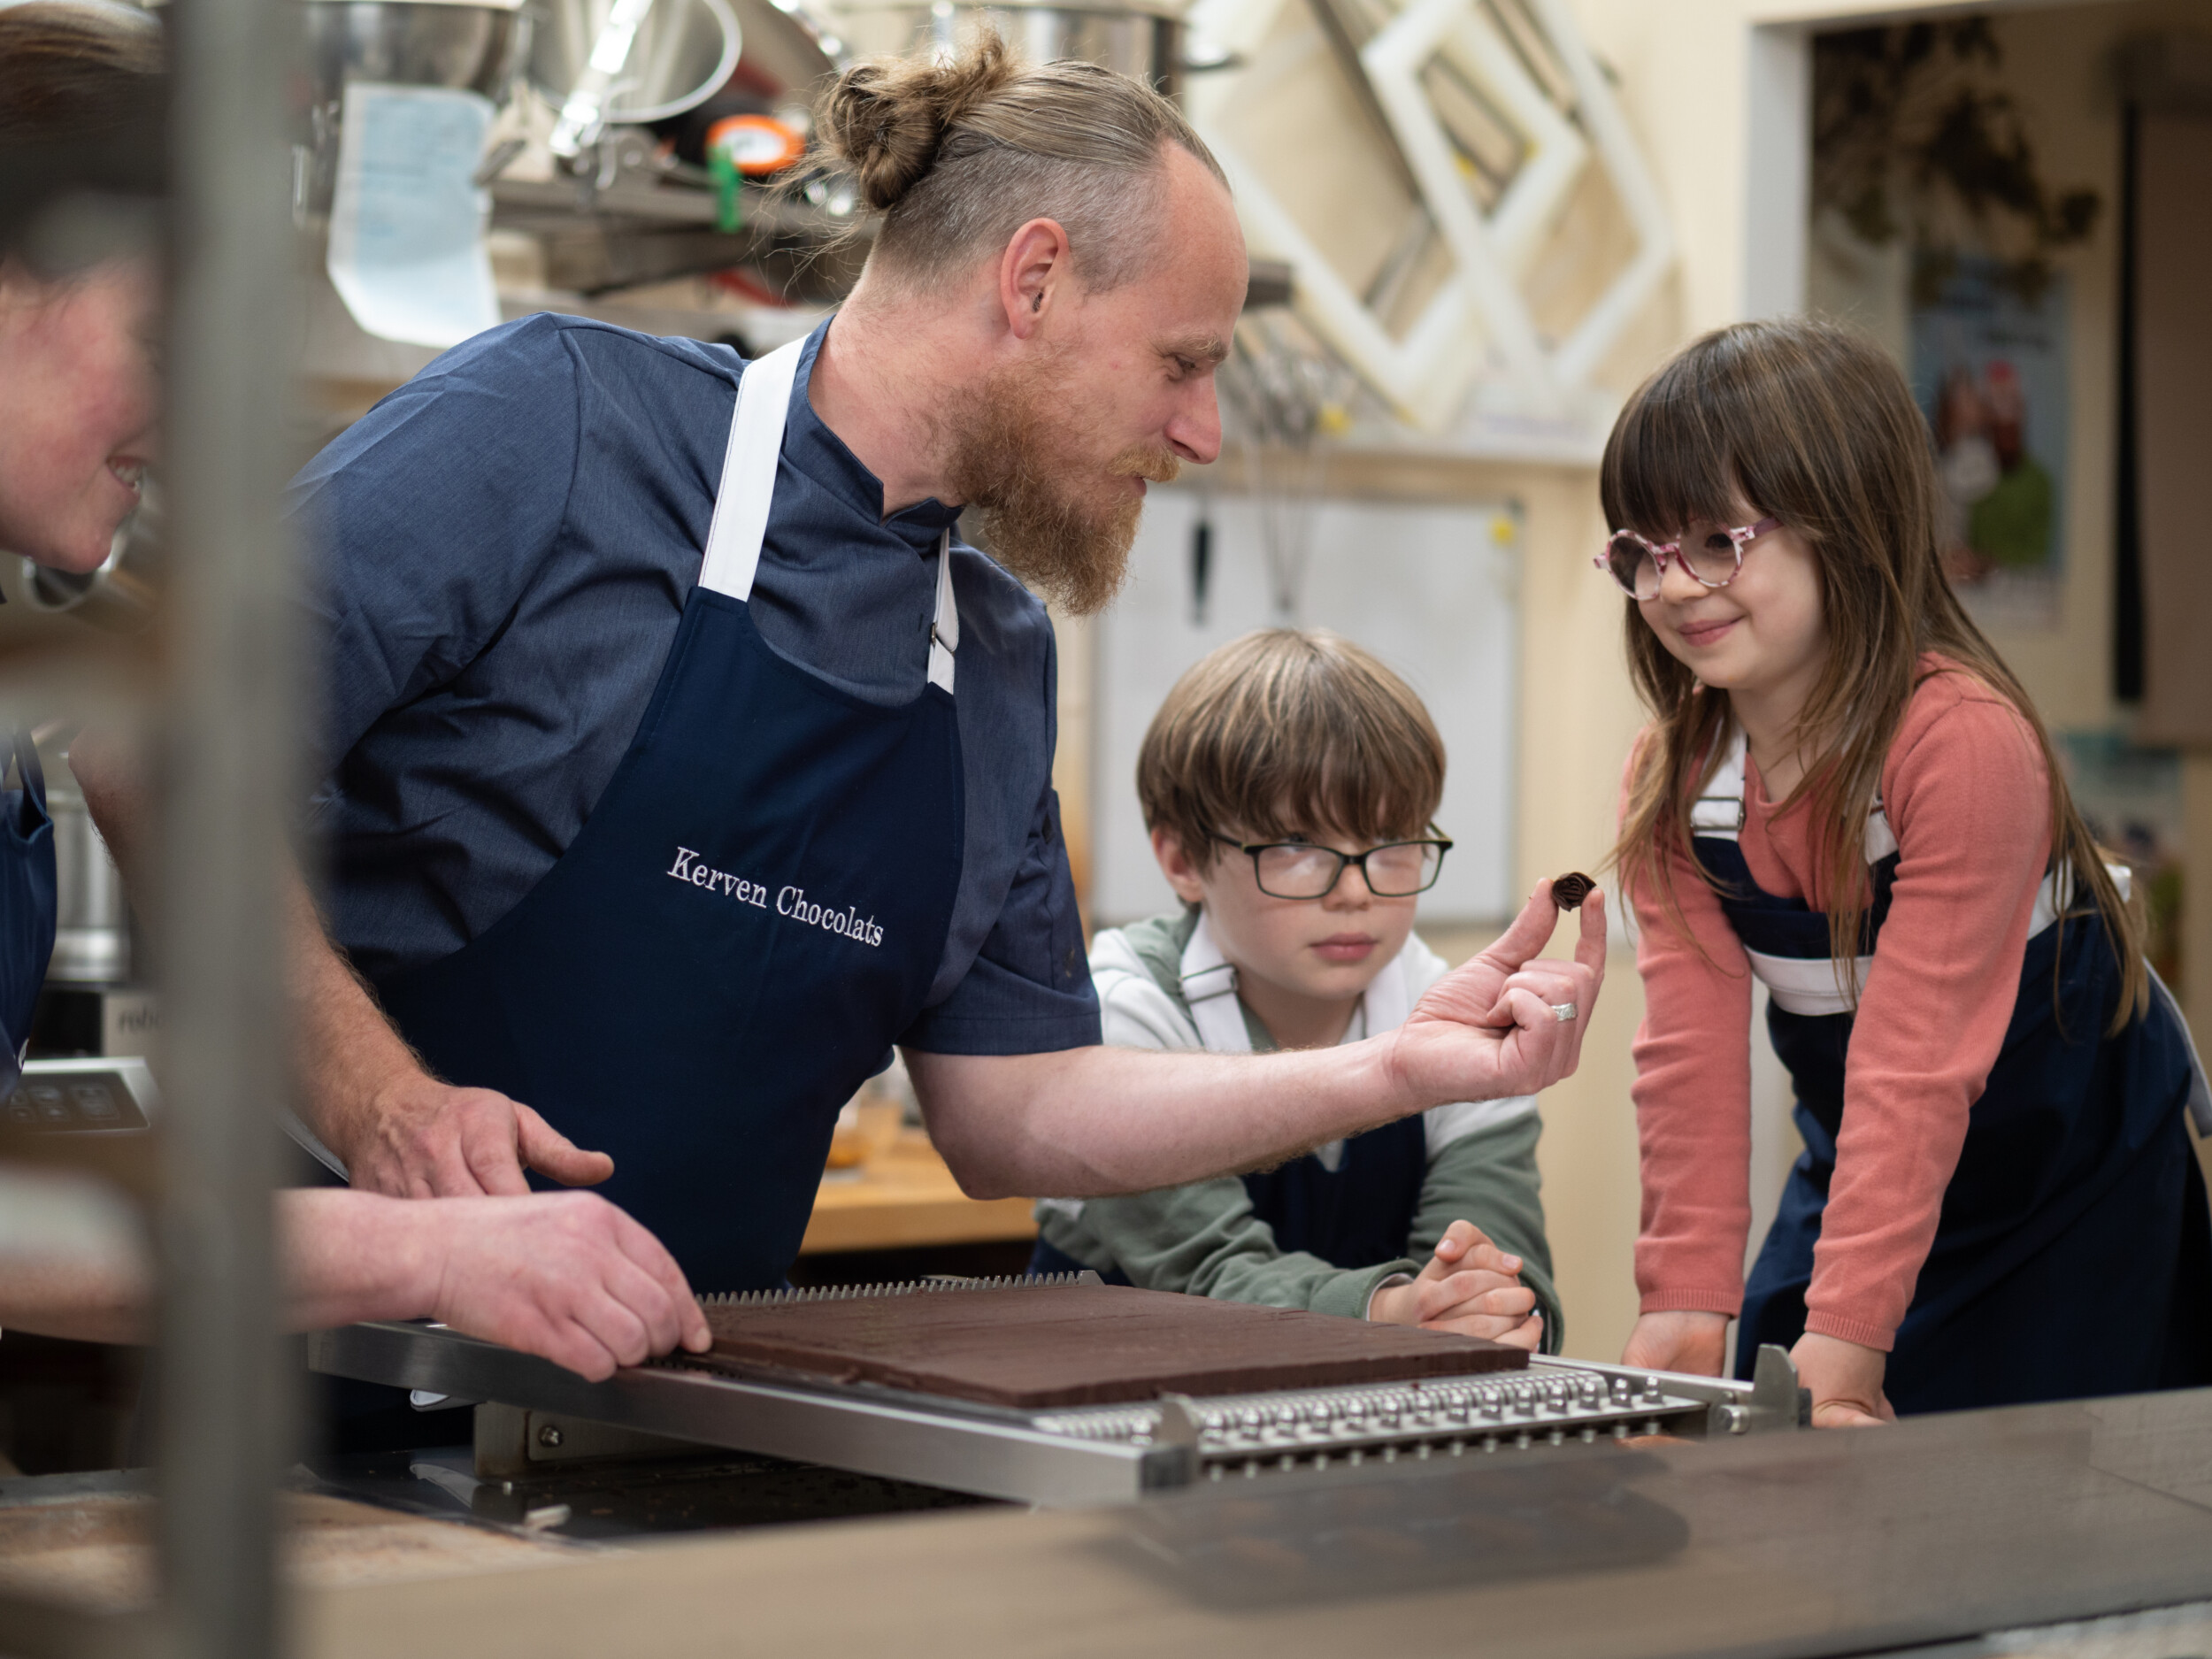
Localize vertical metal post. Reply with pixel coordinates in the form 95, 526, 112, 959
157, 0, 298, 1642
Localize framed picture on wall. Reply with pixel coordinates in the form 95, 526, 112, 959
2060, 728, 2185, 997
1909, 254, 2070, 632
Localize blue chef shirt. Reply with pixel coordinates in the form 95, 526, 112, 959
289, 314, 1099, 1055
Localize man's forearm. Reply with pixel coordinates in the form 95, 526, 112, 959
284, 875, 437, 1155
0, 1192, 430, 1343
0, 1256, 150, 1344
72, 726, 433, 1163
910, 1040, 1409, 1200
911, 890, 1605, 1201
276, 1189, 438, 1329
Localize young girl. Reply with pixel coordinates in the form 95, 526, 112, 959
1605, 319, 2211, 1425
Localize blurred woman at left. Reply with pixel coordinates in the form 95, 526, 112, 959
0, 1, 164, 1084
0, 4, 714, 1378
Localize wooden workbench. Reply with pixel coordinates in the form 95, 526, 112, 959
800, 1126, 1037, 1256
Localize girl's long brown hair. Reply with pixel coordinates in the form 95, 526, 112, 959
1605, 318, 2145, 1033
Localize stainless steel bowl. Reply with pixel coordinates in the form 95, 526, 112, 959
303, 0, 532, 108
827, 1, 1184, 91
529, 0, 742, 126
45, 786, 131, 987
296, 1, 532, 214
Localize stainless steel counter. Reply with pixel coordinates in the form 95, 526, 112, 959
282, 1384, 2212, 1659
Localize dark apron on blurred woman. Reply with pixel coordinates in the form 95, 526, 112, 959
1, 728, 58, 1094
1692, 730, 2212, 1413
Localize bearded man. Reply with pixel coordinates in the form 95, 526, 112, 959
104, 41, 1601, 1332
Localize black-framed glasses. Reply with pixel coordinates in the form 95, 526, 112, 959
1214, 833, 1453, 900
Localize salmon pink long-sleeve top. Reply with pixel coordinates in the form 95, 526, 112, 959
1627, 656, 2051, 1352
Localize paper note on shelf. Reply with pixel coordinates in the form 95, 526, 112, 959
326, 83, 501, 349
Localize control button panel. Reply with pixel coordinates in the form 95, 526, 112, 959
4, 1070, 150, 1132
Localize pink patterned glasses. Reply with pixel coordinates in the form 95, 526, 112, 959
1595, 517, 1780, 600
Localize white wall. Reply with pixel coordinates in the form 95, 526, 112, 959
1092, 487, 1520, 926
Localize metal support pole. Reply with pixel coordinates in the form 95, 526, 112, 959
157, 0, 298, 1643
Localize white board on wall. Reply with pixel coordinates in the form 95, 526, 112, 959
1093, 487, 1520, 926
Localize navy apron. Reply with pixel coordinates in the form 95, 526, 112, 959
1, 728, 57, 1093
1691, 728, 2212, 1413
373, 338, 967, 1294
1030, 914, 1427, 1279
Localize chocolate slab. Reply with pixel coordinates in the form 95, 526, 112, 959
696, 1284, 1526, 1408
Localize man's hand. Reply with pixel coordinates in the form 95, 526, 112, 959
333, 1076, 614, 1199
1792, 1332, 1894, 1428
66, 738, 620, 1201
408, 1193, 709, 1381
280, 1188, 709, 1379
1370, 1220, 1541, 1350
1387, 879, 1607, 1108
1622, 1309, 1730, 1376
911, 880, 1609, 1200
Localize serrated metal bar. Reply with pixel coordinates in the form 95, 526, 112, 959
698, 1271, 1101, 1308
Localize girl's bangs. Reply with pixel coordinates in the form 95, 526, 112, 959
1601, 356, 1762, 539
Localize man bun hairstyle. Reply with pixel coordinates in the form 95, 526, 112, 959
1138, 629, 1446, 869
817, 33, 1225, 293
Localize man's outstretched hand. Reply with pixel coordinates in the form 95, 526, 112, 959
1386, 877, 1607, 1105
334, 1078, 615, 1199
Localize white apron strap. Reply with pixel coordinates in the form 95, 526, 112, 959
1690, 726, 1748, 839
699, 339, 804, 602
1179, 912, 1250, 1055
698, 337, 960, 695
927, 530, 957, 695
1361, 940, 1413, 1034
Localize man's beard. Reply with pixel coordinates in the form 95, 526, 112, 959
939, 357, 1180, 616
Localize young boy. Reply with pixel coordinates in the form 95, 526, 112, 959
1031, 629, 1560, 1351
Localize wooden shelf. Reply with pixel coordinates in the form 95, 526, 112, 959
800, 1127, 1037, 1256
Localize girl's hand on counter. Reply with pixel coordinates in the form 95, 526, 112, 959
1370, 1220, 1541, 1348
1792, 1332, 1894, 1428
1622, 1310, 1730, 1376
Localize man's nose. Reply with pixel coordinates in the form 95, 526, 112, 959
1168, 378, 1223, 466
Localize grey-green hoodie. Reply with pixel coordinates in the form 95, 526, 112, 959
1033, 909, 1562, 1348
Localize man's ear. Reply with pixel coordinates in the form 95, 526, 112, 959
998, 217, 1071, 339
1151, 826, 1210, 905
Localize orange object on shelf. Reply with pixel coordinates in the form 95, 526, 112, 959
803, 1126, 1038, 1255
705, 114, 806, 177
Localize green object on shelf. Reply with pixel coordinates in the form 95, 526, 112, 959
711, 150, 742, 234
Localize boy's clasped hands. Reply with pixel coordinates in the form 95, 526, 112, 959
1370, 1217, 1544, 1351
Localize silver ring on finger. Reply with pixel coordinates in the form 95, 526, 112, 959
1548, 1001, 1578, 1023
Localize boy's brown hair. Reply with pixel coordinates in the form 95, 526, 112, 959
1136, 629, 1445, 864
